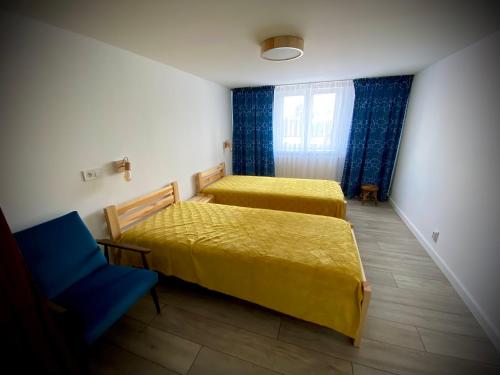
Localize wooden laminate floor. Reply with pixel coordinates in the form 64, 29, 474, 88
89, 201, 500, 375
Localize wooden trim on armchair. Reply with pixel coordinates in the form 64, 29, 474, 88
96, 239, 151, 254
96, 239, 152, 270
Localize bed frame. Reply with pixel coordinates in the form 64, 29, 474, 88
195, 163, 348, 218
104, 181, 180, 240
103, 180, 370, 347
351, 227, 372, 347
195, 162, 226, 193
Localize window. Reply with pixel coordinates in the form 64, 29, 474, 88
309, 93, 336, 151
282, 95, 304, 148
273, 81, 355, 180
275, 88, 338, 153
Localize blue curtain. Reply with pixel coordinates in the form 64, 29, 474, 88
232, 86, 275, 176
341, 76, 413, 201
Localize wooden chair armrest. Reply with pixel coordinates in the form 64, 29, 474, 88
96, 239, 152, 269
96, 239, 151, 254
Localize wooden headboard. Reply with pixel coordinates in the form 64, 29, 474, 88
104, 181, 180, 240
195, 162, 225, 193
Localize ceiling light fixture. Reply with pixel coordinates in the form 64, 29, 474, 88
260, 36, 304, 61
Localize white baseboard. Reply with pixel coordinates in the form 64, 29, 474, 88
389, 197, 500, 352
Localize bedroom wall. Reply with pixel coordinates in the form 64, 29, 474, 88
0, 11, 232, 237
390, 30, 500, 349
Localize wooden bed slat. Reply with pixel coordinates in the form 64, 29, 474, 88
119, 195, 175, 229
117, 185, 174, 215
195, 162, 225, 192
104, 181, 179, 239
202, 163, 225, 178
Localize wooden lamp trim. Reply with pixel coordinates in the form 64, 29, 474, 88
261, 36, 304, 61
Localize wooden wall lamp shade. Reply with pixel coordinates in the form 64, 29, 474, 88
223, 140, 232, 151
115, 157, 131, 182
260, 36, 304, 61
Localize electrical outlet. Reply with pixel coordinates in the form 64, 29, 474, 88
82, 168, 101, 182
432, 231, 440, 242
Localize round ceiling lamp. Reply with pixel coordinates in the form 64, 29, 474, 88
260, 36, 304, 61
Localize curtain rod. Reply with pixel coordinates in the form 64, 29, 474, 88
272, 74, 414, 87
275, 78, 353, 87
232, 79, 353, 90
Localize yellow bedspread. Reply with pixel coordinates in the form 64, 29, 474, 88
118, 202, 363, 338
201, 175, 346, 218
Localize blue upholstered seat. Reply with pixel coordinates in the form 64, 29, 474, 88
14, 211, 158, 343
54, 264, 157, 343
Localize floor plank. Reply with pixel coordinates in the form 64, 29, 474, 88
188, 347, 282, 375
363, 317, 424, 351
90, 341, 177, 375
368, 300, 486, 338
376, 241, 429, 257
352, 222, 414, 236
418, 328, 500, 365
353, 363, 397, 375
359, 254, 447, 281
360, 249, 435, 265
126, 295, 165, 324
105, 316, 201, 374
356, 240, 383, 252
278, 317, 499, 375
354, 228, 415, 241
151, 304, 353, 375
157, 279, 281, 338
371, 284, 470, 315
392, 274, 458, 298
364, 267, 397, 288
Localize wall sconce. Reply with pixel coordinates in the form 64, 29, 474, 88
115, 157, 132, 182
223, 140, 232, 151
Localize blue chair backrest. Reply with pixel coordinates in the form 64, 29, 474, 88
14, 211, 107, 299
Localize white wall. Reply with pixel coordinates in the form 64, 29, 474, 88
391, 30, 500, 349
0, 11, 232, 237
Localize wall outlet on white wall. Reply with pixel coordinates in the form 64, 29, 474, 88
432, 231, 440, 242
81, 168, 101, 182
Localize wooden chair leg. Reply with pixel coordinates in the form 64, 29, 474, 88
150, 287, 161, 314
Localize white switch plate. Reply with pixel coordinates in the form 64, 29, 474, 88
82, 168, 101, 181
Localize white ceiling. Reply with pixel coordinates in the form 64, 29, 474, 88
4, 0, 500, 88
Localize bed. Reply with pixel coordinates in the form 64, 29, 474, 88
103, 181, 371, 346
196, 163, 347, 219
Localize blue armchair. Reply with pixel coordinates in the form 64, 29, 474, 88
14, 211, 160, 344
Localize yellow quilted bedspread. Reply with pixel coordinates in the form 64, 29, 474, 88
201, 175, 346, 218
118, 202, 363, 338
